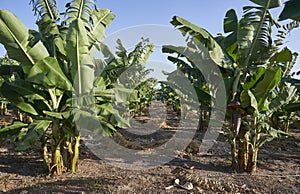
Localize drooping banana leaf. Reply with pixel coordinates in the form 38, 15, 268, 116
31, 0, 66, 57
243, 67, 266, 90
43, 110, 72, 119
162, 45, 218, 76
72, 108, 116, 136
0, 10, 49, 73
113, 85, 134, 103
16, 119, 52, 150
240, 89, 259, 113
27, 56, 73, 91
238, 5, 278, 69
6, 79, 46, 102
274, 47, 293, 63
170, 16, 233, 69
97, 42, 115, 65
0, 81, 39, 115
0, 121, 28, 138
257, 127, 288, 148
279, 0, 300, 21
88, 8, 115, 46
268, 85, 297, 113
252, 66, 281, 111
250, 0, 282, 9
241, 66, 281, 111
222, 9, 238, 61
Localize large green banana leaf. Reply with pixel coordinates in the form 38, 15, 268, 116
66, 18, 94, 95
221, 9, 238, 61
162, 45, 224, 79
16, 120, 52, 151
250, 0, 282, 9
73, 108, 119, 136
31, 0, 66, 57
240, 67, 281, 111
269, 85, 297, 113
240, 89, 259, 113
0, 121, 28, 138
284, 102, 300, 112
88, 8, 115, 46
243, 67, 266, 90
27, 56, 73, 91
252, 66, 281, 110
7, 79, 46, 101
279, 0, 300, 21
43, 110, 72, 119
0, 10, 49, 73
170, 16, 233, 69
0, 81, 39, 115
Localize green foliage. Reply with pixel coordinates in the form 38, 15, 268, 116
0, 10, 49, 73
97, 38, 156, 117
241, 66, 282, 111
0, 0, 121, 175
16, 120, 52, 151
157, 82, 181, 113
130, 78, 157, 116
169, 16, 233, 70
163, 0, 300, 173
279, 0, 300, 21
250, 0, 282, 9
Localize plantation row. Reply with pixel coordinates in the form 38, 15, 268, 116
0, 0, 299, 176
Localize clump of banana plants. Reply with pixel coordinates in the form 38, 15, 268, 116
97, 38, 157, 117
0, 0, 124, 175
162, 0, 300, 173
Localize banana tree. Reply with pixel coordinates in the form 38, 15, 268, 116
129, 78, 157, 116
162, 0, 300, 173
156, 81, 181, 115
160, 49, 214, 128
97, 38, 156, 118
0, 0, 122, 175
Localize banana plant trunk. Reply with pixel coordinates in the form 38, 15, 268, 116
50, 120, 64, 175
52, 142, 63, 175
230, 138, 238, 171
42, 137, 50, 171
237, 130, 249, 172
247, 146, 259, 173
0, 102, 7, 115
228, 101, 244, 172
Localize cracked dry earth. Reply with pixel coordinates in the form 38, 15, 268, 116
0, 103, 299, 194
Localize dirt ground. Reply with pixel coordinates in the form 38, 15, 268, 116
0, 102, 299, 193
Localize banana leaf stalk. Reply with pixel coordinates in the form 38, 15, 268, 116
247, 144, 259, 173
42, 135, 50, 171
51, 143, 63, 175
71, 136, 80, 172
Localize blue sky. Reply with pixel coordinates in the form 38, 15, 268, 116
0, 0, 299, 75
